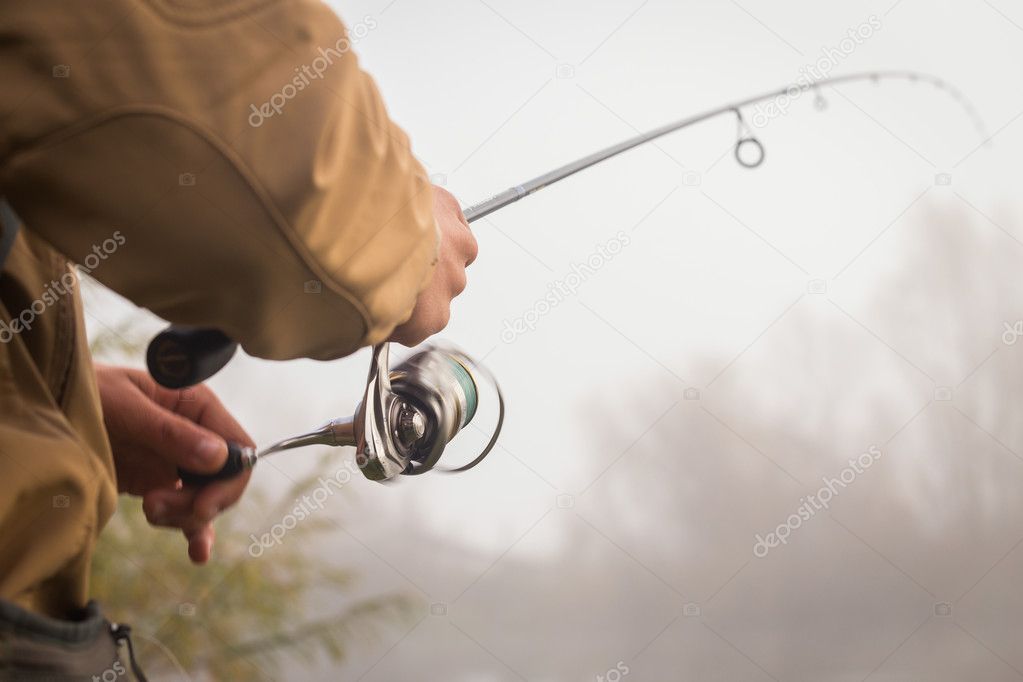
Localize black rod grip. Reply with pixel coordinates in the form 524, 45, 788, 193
147, 326, 238, 389
178, 441, 252, 487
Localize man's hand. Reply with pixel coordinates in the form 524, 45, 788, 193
96, 364, 254, 564
390, 185, 478, 346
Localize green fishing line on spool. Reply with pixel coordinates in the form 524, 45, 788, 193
446, 356, 478, 427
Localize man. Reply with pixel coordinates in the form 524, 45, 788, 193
0, 0, 477, 676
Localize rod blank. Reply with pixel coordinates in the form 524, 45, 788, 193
462, 70, 972, 223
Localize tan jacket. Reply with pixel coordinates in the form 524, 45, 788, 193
0, 0, 438, 617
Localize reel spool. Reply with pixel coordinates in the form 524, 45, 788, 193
356, 343, 503, 481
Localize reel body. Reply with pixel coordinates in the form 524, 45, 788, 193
175, 342, 501, 486
355, 343, 482, 480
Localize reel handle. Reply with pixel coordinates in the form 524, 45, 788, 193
147, 326, 238, 389
177, 441, 256, 487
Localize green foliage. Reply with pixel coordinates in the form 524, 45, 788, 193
92, 457, 420, 680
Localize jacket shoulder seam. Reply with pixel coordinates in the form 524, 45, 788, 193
3, 105, 373, 345
135, 0, 287, 29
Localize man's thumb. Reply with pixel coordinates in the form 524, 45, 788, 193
145, 408, 228, 474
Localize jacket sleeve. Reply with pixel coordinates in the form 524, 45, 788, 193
0, 0, 438, 361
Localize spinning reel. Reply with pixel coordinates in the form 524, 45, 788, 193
166, 342, 503, 486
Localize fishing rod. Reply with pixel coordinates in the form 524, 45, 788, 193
462, 69, 982, 221
151, 70, 980, 486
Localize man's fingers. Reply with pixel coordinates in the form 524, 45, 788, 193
450, 267, 467, 297
184, 386, 254, 450
138, 405, 228, 474
143, 487, 197, 527
461, 228, 479, 267
390, 183, 477, 347
193, 470, 252, 522
143, 489, 225, 563
126, 371, 255, 454
143, 471, 249, 532
143, 487, 220, 530
186, 524, 215, 564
